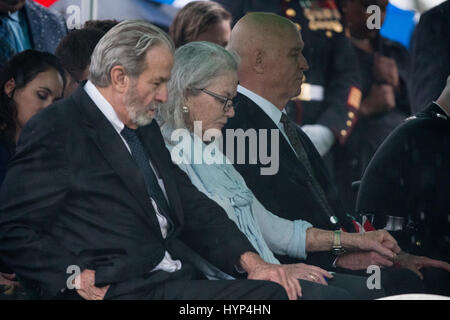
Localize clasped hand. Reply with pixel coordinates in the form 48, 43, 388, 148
336, 230, 401, 270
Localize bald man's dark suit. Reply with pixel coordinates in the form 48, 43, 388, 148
222, 92, 424, 295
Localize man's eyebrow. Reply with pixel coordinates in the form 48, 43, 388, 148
151, 76, 171, 83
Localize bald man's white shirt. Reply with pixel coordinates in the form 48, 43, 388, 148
238, 85, 334, 156
301, 124, 335, 156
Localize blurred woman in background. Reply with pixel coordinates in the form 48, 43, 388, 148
169, 1, 232, 48
0, 50, 64, 298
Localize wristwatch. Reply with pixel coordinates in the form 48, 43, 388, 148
332, 230, 346, 255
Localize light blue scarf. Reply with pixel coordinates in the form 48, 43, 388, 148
165, 130, 279, 264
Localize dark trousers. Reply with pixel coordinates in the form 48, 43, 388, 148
58, 264, 376, 300
105, 278, 287, 300
334, 267, 425, 296
59, 274, 383, 300
280, 254, 424, 298
103, 264, 383, 300
325, 272, 386, 300
421, 267, 450, 296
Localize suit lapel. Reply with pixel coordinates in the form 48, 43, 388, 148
23, 2, 41, 50
236, 93, 311, 178
233, 93, 344, 229
72, 87, 163, 235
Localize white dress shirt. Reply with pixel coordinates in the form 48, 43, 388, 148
237, 85, 334, 156
434, 101, 449, 117
237, 85, 298, 155
84, 81, 182, 273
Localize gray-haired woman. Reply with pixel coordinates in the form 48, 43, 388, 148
157, 41, 395, 299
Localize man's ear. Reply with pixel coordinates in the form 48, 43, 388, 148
252, 49, 265, 74
110, 65, 129, 93
4, 78, 16, 98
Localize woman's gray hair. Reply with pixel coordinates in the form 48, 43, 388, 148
89, 20, 174, 87
157, 41, 239, 142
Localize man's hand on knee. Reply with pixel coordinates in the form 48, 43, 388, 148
75, 269, 110, 300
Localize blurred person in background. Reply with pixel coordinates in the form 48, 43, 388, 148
0, 49, 65, 184
0, 0, 67, 67
409, 0, 450, 113
55, 20, 120, 97
169, 1, 231, 48
55, 28, 105, 97
334, 0, 411, 212
0, 49, 65, 298
83, 19, 119, 34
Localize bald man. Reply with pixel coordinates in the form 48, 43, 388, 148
222, 12, 425, 296
230, 12, 308, 112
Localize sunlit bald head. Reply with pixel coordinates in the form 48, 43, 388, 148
228, 12, 308, 110
229, 12, 298, 64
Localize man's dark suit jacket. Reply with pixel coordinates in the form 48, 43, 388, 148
222, 92, 355, 267
0, 86, 256, 299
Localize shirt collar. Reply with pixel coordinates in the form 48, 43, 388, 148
7, 11, 20, 22
237, 85, 287, 126
84, 80, 125, 134
433, 101, 449, 118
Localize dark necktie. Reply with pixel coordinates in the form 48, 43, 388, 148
280, 113, 337, 225
120, 126, 173, 226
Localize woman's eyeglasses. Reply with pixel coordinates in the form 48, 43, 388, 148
197, 88, 237, 112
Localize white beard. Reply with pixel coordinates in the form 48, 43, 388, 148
124, 87, 155, 127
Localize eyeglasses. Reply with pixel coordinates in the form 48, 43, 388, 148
197, 88, 237, 112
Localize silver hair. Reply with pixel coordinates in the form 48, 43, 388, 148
157, 41, 239, 143
89, 20, 174, 87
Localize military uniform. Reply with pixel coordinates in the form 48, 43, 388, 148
213, 0, 362, 147
334, 35, 411, 213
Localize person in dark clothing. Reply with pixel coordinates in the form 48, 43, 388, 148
357, 75, 450, 296
333, 0, 411, 212
0, 0, 67, 67
0, 49, 65, 299
409, 0, 450, 113
83, 19, 119, 34
55, 28, 105, 97
55, 20, 120, 97
0, 49, 65, 185
169, 1, 231, 48
213, 0, 362, 162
